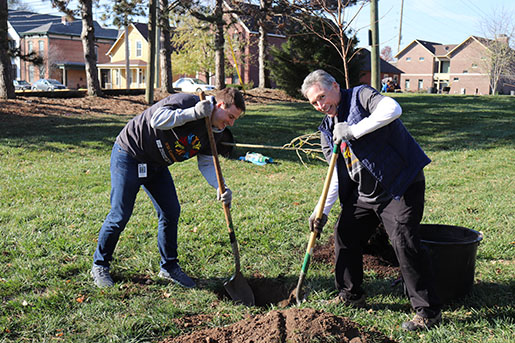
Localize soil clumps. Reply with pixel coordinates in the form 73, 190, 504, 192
161, 308, 397, 343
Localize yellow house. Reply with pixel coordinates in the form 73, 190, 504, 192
97, 23, 149, 89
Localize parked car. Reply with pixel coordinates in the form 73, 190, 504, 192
173, 77, 215, 93
31, 79, 67, 91
13, 80, 32, 90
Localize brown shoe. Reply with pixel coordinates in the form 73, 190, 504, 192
401, 312, 442, 331
328, 293, 366, 308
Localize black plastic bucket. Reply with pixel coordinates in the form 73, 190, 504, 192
420, 224, 483, 304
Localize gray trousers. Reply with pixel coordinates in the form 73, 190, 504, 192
334, 179, 442, 318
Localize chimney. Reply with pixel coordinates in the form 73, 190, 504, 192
61, 15, 74, 26
496, 34, 509, 45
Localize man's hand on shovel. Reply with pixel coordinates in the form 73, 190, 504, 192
309, 212, 328, 238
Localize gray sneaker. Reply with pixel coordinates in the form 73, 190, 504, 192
91, 264, 114, 288
158, 265, 196, 288
402, 312, 442, 331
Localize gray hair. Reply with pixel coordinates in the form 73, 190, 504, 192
301, 69, 336, 98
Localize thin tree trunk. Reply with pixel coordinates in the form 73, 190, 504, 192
145, 0, 156, 104
125, 23, 130, 89
159, 0, 173, 93
214, 0, 225, 90
1, 2, 15, 99
258, 0, 270, 88
258, 25, 268, 88
80, 0, 102, 96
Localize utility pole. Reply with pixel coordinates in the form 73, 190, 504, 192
370, 0, 381, 91
145, 0, 156, 104
397, 0, 404, 53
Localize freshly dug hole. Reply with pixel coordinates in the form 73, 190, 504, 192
213, 277, 296, 307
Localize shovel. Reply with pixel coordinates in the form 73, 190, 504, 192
294, 140, 341, 305
200, 92, 255, 306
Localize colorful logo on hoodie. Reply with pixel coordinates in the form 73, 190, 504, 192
175, 134, 201, 159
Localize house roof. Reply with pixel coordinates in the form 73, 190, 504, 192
358, 48, 403, 74
433, 44, 457, 56
446, 35, 490, 56
133, 22, 149, 40
395, 36, 494, 59
105, 23, 148, 57
8, 10, 118, 40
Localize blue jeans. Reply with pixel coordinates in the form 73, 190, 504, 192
93, 143, 181, 271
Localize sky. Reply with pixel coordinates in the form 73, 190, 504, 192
346, 0, 515, 55
16, 0, 515, 56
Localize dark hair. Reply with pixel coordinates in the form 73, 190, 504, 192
216, 88, 246, 114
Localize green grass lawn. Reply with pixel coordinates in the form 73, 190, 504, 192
0, 94, 514, 342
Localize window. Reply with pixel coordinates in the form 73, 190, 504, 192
406, 57, 411, 62
440, 61, 450, 73
28, 41, 33, 53
38, 40, 44, 55
453, 77, 459, 82
463, 70, 468, 74
39, 65, 45, 78
136, 41, 142, 57
418, 79, 423, 90
419, 57, 424, 61
405, 79, 410, 89
472, 63, 478, 68
28, 65, 34, 83
115, 69, 120, 86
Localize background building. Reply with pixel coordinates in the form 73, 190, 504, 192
8, 10, 118, 89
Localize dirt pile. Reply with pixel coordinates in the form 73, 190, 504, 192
161, 308, 397, 343
313, 235, 400, 279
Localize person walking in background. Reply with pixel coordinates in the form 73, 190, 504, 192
301, 69, 442, 331
91, 88, 245, 289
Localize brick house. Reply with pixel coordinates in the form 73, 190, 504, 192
395, 36, 515, 95
223, 1, 287, 87
357, 48, 402, 89
8, 10, 118, 89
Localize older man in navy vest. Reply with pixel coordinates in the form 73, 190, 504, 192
302, 69, 442, 331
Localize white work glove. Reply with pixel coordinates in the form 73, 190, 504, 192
194, 100, 214, 119
333, 122, 355, 144
217, 187, 232, 206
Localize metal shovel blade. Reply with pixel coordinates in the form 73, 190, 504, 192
224, 271, 255, 306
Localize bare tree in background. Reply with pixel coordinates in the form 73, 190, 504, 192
79, 0, 102, 95
176, 0, 227, 89
159, 0, 173, 93
8, 0, 32, 11
480, 7, 515, 94
282, 0, 364, 89
0, 1, 15, 99
213, 0, 225, 89
104, 0, 145, 90
52, 0, 102, 96
380, 45, 393, 62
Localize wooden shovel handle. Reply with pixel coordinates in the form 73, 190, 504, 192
199, 91, 240, 272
